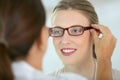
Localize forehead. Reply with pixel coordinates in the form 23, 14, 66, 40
52, 10, 90, 28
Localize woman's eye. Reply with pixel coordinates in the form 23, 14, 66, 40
71, 29, 81, 33
54, 30, 62, 34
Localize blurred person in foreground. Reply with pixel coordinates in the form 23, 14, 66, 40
0, 0, 88, 80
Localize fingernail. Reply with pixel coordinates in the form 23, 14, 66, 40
91, 24, 97, 26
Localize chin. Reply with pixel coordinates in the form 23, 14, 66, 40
59, 54, 83, 65
61, 58, 82, 65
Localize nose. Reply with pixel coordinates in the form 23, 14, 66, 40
61, 30, 70, 44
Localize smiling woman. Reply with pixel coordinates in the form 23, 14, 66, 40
48, 0, 120, 80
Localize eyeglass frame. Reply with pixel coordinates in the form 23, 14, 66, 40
49, 25, 99, 37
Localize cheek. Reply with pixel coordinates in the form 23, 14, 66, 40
53, 38, 60, 49
76, 32, 92, 53
53, 38, 62, 56
73, 33, 92, 62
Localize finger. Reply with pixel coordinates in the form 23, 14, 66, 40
90, 29, 99, 44
91, 24, 101, 36
91, 24, 111, 35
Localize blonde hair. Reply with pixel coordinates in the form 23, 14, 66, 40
54, 0, 98, 24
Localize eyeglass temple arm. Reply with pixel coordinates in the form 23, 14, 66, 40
84, 27, 101, 33
48, 28, 53, 36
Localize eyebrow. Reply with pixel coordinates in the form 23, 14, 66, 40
53, 25, 90, 28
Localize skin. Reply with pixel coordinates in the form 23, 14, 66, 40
91, 24, 117, 80
52, 10, 117, 80
52, 10, 96, 79
25, 26, 49, 70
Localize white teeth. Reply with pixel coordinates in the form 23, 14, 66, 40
62, 49, 75, 53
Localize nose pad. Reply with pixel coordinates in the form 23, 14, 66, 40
61, 30, 70, 44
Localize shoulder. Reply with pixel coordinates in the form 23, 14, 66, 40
59, 72, 87, 80
12, 60, 28, 75
112, 69, 120, 80
47, 68, 64, 76
12, 60, 30, 80
12, 60, 54, 80
47, 68, 87, 80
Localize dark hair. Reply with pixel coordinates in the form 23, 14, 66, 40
0, 0, 46, 79
53, 0, 98, 58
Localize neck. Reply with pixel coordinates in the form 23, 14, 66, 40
64, 57, 96, 79
25, 42, 44, 71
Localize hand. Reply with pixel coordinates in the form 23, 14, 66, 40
90, 24, 117, 61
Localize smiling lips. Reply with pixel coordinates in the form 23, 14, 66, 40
61, 48, 77, 56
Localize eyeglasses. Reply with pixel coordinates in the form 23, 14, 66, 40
49, 25, 94, 37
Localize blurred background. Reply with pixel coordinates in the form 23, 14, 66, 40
42, 0, 120, 73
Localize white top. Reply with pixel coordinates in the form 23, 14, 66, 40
112, 69, 120, 80
12, 60, 87, 80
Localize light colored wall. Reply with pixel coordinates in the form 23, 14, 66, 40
42, 0, 120, 73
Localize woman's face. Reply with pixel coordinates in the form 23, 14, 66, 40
52, 10, 93, 65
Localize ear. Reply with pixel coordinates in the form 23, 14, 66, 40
40, 26, 49, 43
39, 26, 49, 53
